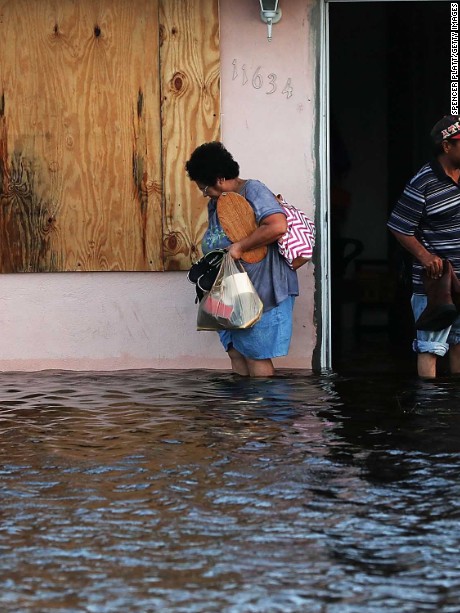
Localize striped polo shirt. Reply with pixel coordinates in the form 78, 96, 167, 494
387, 159, 460, 294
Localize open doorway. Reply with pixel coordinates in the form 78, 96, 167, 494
329, 1, 450, 373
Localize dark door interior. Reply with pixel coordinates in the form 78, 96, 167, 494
329, 1, 450, 373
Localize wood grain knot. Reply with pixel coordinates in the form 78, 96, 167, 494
171, 72, 187, 95
163, 231, 187, 256
167, 234, 177, 250
94, 25, 101, 37
173, 75, 183, 91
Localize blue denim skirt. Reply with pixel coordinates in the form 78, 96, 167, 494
218, 296, 295, 360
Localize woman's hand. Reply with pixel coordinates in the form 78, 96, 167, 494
228, 243, 244, 260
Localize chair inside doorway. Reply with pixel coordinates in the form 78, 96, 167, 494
352, 259, 396, 338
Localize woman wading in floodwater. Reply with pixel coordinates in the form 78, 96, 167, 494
186, 142, 299, 378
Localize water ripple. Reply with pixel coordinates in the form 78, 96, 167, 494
0, 370, 459, 611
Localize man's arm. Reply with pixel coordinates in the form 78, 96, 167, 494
390, 229, 443, 279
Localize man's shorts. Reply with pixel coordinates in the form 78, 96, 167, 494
218, 296, 295, 360
411, 294, 460, 356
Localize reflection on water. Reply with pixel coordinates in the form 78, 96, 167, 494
0, 370, 460, 612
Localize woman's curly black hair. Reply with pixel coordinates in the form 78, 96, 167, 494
185, 141, 239, 186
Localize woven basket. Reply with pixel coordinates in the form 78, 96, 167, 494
216, 192, 267, 264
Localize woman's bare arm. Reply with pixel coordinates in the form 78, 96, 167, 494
228, 213, 287, 260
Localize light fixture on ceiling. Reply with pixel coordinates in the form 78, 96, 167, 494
259, 0, 282, 42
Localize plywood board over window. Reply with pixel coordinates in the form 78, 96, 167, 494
160, 0, 220, 271
0, 0, 220, 272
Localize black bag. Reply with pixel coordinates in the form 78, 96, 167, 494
187, 249, 226, 302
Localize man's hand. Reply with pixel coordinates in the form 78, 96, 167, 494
419, 253, 444, 278
389, 230, 444, 279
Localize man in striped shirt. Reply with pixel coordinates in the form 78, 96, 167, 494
388, 115, 460, 378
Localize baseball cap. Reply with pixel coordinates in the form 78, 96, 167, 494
431, 115, 460, 144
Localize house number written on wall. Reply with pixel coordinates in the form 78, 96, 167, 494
232, 59, 293, 99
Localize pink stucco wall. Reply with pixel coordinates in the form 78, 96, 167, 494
0, 0, 317, 371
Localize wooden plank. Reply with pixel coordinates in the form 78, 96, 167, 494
160, 0, 220, 271
0, 0, 163, 272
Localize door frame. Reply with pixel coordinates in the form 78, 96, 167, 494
316, 0, 448, 371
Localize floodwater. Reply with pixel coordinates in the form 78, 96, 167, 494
1, 369, 460, 612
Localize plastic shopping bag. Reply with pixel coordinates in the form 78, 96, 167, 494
197, 252, 263, 331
